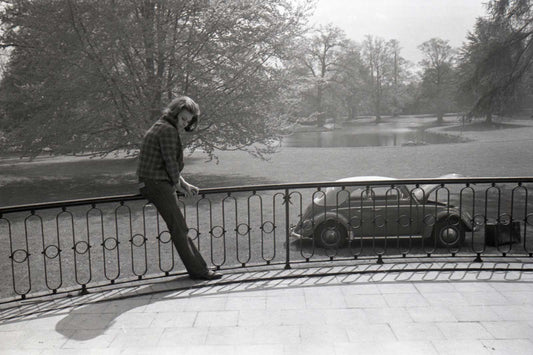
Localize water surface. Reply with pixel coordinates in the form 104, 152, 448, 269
283, 125, 466, 148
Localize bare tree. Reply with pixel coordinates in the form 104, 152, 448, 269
362, 35, 393, 122
296, 24, 346, 127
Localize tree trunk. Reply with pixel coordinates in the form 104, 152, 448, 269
316, 85, 325, 127
486, 112, 493, 123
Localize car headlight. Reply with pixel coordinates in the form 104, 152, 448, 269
302, 219, 313, 231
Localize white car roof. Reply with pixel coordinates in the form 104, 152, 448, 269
335, 176, 397, 182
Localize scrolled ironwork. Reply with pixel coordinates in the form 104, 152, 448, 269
0, 176, 531, 304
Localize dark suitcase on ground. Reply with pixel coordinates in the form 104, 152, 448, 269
485, 221, 521, 247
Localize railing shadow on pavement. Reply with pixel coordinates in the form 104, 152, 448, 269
1, 176, 533, 306
0, 260, 532, 342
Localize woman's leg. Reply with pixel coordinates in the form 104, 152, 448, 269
140, 180, 209, 276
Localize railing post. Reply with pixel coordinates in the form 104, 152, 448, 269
284, 188, 291, 270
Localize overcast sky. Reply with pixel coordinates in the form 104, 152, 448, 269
310, 0, 488, 64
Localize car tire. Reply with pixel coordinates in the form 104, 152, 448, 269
432, 218, 465, 249
314, 220, 347, 248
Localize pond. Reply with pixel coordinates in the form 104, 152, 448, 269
282, 125, 467, 148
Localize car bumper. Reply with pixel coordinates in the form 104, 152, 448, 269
289, 226, 310, 240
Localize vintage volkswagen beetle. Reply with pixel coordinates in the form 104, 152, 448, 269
290, 174, 474, 248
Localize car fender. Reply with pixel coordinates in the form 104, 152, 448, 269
421, 210, 471, 239
311, 212, 350, 232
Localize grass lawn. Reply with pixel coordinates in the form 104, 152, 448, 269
1, 115, 532, 301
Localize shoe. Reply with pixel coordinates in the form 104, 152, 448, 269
189, 270, 222, 281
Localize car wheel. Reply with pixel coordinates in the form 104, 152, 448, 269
314, 220, 347, 248
432, 219, 465, 248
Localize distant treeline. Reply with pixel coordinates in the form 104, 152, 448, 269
0, 0, 531, 158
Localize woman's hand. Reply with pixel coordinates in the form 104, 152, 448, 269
177, 176, 199, 197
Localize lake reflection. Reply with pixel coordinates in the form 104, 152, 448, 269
282, 127, 465, 148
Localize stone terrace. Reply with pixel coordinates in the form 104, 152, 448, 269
1, 263, 533, 354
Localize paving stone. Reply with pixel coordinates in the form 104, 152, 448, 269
266, 294, 306, 310
481, 321, 533, 339
235, 345, 284, 355
142, 298, 189, 313
299, 325, 349, 345
238, 309, 283, 327
499, 291, 533, 304
378, 283, 419, 294
423, 292, 470, 306
363, 307, 412, 324
380, 340, 439, 355
251, 325, 301, 345
283, 343, 335, 355
339, 283, 380, 295
18, 329, 75, 350
163, 344, 236, 355
205, 326, 256, 345
156, 327, 208, 347
225, 296, 267, 310
323, 308, 368, 325
278, 309, 328, 326
107, 328, 164, 348
436, 322, 494, 340
149, 311, 197, 328
62, 329, 118, 349
453, 282, 499, 293
184, 296, 227, 311
99, 297, 151, 314
389, 322, 445, 341
305, 291, 347, 309
0, 330, 26, 350
112, 312, 156, 329
346, 324, 397, 342
43, 349, 120, 355
344, 294, 388, 308
481, 339, 533, 355
461, 292, 511, 306
448, 305, 501, 322
384, 293, 429, 307
414, 281, 457, 294
489, 305, 533, 321
194, 310, 239, 327
335, 341, 386, 355
431, 339, 490, 355
407, 306, 457, 322
486, 282, 533, 292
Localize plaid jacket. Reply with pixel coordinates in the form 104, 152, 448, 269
137, 117, 184, 186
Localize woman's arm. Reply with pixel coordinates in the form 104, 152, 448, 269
176, 175, 199, 197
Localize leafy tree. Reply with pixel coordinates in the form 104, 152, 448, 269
0, 0, 313, 158
457, 0, 533, 122
417, 38, 457, 123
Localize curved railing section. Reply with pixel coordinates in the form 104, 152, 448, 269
1, 177, 532, 304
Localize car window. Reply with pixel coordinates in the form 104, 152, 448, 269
313, 187, 351, 206
350, 186, 407, 201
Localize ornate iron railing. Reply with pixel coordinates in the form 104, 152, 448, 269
1, 177, 532, 304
